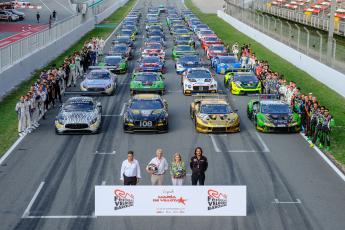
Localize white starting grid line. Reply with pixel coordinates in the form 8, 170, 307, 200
209, 134, 270, 153
273, 198, 302, 204
94, 150, 116, 155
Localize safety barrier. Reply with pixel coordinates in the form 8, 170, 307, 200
217, 10, 345, 98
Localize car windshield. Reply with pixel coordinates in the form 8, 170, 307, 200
234, 75, 257, 82
201, 30, 213, 34
135, 74, 159, 82
180, 55, 198, 63
219, 56, 237, 63
176, 46, 194, 51
261, 103, 291, 114
63, 101, 94, 111
112, 46, 127, 52
130, 99, 164, 110
210, 46, 225, 51
200, 104, 231, 114
147, 37, 161, 42
187, 70, 211, 79
146, 44, 161, 49
120, 30, 131, 35
204, 37, 218, 42
143, 57, 160, 63
105, 57, 122, 65
175, 29, 189, 33
115, 38, 129, 43
177, 36, 191, 41
88, 71, 111, 79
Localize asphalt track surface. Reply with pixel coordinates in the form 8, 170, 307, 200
0, 0, 345, 229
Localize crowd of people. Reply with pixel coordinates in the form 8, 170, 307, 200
15, 37, 105, 137
120, 147, 208, 186
233, 43, 335, 151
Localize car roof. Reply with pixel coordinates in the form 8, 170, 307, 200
66, 97, 94, 103
200, 100, 228, 105
260, 100, 287, 105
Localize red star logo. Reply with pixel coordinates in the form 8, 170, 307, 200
177, 197, 187, 205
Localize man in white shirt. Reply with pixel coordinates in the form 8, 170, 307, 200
120, 151, 141, 185
146, 148, 169, 185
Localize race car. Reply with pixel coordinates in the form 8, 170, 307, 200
146, 24, 163, 32
211, 55, 241, 74
123, 94, 169, 133
145, 21, 162, 30
112, 36, 134, 47
80, 68, 117, 95
172, 45, 198, 60
190, 94, 240, 133
109, 44, 132, 60
173, 35, 195, 48
247, 95, 301, 132
196, 29, 216, 40
175, 55, 201, 74
205, 44, 227, 59
200, 36, 223, 50
224, 72, 261, 95
145, 36, 165, 47
141, 43, 165, 59
130, 72, 165, 95
117, 29, 136, 41
146, 30, 165, 40
97, 55, 128, 74
137, 56, 166, 73
55, 97, 102, 134
171, 28, 193, 36
182, 68, 217, 95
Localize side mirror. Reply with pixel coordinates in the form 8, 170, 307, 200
234, 109, 238, 113
97, 102, 101, 107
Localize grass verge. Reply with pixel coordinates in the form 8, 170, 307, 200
186, 0, 345, 166
0, 0, 136, 157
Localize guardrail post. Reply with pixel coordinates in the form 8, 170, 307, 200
287, 22, 292, 46
316, 31, 323, 61
303, 27, 310, 55
294, 24, 300, 51
332, 38, 336, 66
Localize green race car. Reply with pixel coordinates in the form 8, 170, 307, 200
172, 45, 198, 60
247, 95, 301, 133
130, 72, 166, 95
224, 72, 262, 95
98, 55, 128, 74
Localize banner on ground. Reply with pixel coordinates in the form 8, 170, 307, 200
95, 186, 246, 216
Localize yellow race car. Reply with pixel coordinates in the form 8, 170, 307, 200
190, 94, 240, 133
224, 72, 262, 95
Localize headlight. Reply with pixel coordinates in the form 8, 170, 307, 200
57, 117, 65, 125
176, 64, 183, 69
235, 81, 242, 88
105, 84, 112, 89
124, 113, 134, 123
90, 117, 98, 124
81, 83, 87, 89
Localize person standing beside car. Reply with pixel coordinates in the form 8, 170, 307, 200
120, 151, 141, 185
190, 147, 208, 186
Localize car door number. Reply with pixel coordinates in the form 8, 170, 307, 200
140, 121, 152, 127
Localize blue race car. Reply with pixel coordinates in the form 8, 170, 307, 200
175, 55, 201, 74
211, 56, 241, 74
137, 56, 166, 73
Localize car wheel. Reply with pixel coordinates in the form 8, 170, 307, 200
130, 90, 135, 96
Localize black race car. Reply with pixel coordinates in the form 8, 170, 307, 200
123, 94, 169, 133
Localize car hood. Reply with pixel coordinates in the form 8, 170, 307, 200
128, 109, 165, 120
59, 111, 97, 123
82, 79, 112, 87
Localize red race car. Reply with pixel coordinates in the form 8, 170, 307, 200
200, 36, 223, 50
206, 44, 228, 59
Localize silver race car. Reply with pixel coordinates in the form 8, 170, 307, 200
55, 97, 102, 134
80, 69, 117, 95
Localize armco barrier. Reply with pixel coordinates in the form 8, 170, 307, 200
0, 0, 128, 99
217, 10, 345, 98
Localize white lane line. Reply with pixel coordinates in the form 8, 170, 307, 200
273, 198, 302, 204
209, 134, 221, 153
51, 0, 74, 14
225, 150, 262, 153
94, 150, 116, 155
120, 103, 126, 116
22, 181, 45, 218
254, 132, 270, 153
38, 0, 52, 13
300, 133, 345, 182
0, 134, 26, 165
23, 215, 96, 219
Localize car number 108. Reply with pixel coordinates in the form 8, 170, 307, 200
140, 121, 152, 127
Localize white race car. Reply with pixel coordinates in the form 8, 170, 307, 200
182, 68, 217, 95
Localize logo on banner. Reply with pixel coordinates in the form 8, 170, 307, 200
113, 189, 134, 210
153, 189, 187, 205
207, 189, 228, 210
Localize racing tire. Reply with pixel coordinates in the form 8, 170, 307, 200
190, 107, 195, 119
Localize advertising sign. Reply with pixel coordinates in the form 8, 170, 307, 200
95, 186, 246, 216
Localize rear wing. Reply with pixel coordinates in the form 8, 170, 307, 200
192, 93, 227, 102
225, 67, 251, 73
